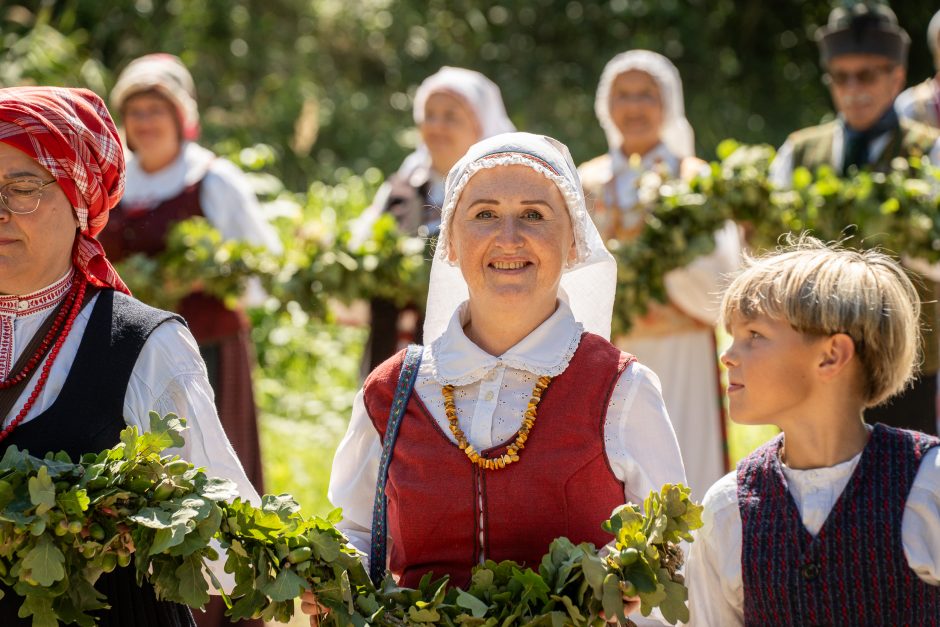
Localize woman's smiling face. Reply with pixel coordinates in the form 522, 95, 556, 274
420, 91, 481, 176
448, 163, 576, 311
608, 69, 664, 157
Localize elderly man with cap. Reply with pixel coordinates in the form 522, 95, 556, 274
0, 87, 259, 625
769, 2, 940, 436
897, 9, 940, 128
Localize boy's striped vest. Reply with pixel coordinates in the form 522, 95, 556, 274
738, 424, 940, 627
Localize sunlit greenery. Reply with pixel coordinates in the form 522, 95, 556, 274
2, 1, 936, 189
3, 0, 932, 548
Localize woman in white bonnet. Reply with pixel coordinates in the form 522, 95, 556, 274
356, 67, 515, 374
302, 132, 685, 625
580, 50, 742, 500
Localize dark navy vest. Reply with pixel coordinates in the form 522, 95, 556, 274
0, 289, 195, 626
738, 424, 940, 627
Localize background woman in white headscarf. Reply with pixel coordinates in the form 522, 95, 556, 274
99, 53, 279, 627
355, 67, 515, 375
579, 50, 742, 500
302, 132, 685, 625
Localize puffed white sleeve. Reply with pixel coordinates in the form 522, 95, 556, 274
605, 362, 687, 505
684, 471, 745, 626
663, 220, 741, 326
123, 319, 260, 504
768, 139, 795, 189
902, 446, 940, 586
122, 319, 261, 594
327, 388, 382, 568
604, 363, 687, 626
348, 181, 394, 249
199, 158, 283, 255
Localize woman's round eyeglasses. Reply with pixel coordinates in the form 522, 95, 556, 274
0, 178, 57, 215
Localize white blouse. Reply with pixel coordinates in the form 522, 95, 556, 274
1, 273, 259, 506
329, 300, 687, 567
123, 141, 282, 255
684, 444, 940, 626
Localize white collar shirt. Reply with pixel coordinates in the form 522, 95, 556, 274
685, 442, 940, 626
329, 299, 687, 571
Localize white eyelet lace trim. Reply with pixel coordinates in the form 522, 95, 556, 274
429, 322, 585, 386
435, 153, 591, 268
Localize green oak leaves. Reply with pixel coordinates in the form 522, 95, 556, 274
0, 415, 701, 626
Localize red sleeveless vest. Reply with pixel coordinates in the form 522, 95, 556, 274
96, 180, 246, 344
364, 333, 633, 588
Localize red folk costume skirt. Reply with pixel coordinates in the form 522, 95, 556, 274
363, 333, 634, 587
96, 179, 264, 627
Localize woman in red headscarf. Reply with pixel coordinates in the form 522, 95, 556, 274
0, 87, 258, 626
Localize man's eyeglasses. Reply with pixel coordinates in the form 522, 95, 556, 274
0, 178, 57, 215
822, 65, 895, 88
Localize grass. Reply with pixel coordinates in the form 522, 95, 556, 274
253, 309, 365, 516
259, 415, 345, 516
255, 315, 359, 627
727, 421, 778, 466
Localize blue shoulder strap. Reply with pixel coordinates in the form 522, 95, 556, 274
369, 344, 423, 585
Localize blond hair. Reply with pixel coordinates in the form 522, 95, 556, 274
721, 235, 921, 407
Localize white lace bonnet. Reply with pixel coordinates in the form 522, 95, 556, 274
594, 49, 695, 159
397, 67, 516, 181
424, 132, 617, 344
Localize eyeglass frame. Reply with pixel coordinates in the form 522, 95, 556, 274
821, 64, 896, 88
0, 178, 58, 215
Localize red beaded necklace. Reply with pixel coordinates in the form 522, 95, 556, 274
0, 277, 88, 444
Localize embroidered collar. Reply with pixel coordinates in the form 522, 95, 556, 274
430, 298, 584, 386
0, 270, 74, 319
0, 269, 75, 379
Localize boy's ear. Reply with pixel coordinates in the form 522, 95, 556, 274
817, 333, 856, 381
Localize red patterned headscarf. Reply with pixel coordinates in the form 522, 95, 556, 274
0, 86, 129, 294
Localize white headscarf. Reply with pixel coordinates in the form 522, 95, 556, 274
425, 132, 617, 344
397, 67, 516, 182
595, 50, 694, 159
110, 53, 200, 141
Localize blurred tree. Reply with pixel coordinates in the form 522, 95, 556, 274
1, 1, 935, 187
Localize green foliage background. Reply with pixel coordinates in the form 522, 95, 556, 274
0, 0, 921, 516
3, 0, 937, 189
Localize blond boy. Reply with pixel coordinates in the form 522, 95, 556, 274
685, 237, 940, 626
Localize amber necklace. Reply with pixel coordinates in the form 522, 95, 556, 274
442, 375, 552, 470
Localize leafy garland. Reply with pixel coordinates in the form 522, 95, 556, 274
607, 142, 940, 335
113, 213, 429, 319
112, 144, 940, 336
0, 414, 702, 626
